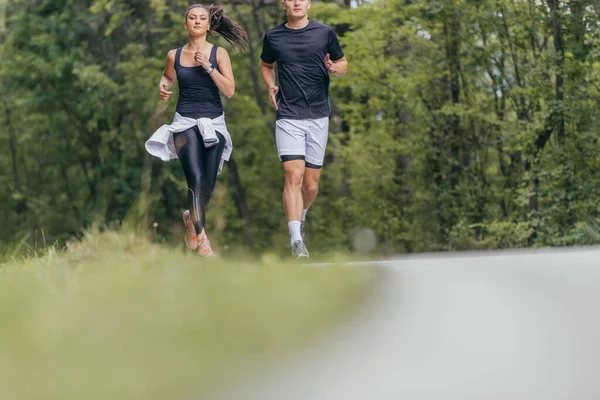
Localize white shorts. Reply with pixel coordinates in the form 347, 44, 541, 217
275, 117, 329, 168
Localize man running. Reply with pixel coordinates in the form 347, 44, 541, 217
261, 0, 348, 258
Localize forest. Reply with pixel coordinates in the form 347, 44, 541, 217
1, 0, 599, 257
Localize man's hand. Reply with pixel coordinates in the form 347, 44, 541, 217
325, 53, 337, 74
159, 84, 173, 102
269, 86, 279, 111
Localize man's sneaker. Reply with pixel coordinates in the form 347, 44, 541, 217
291, 240, 309, 258
183, 210, 198, 250
300, 221, 305, 242
197, 233, 215, 257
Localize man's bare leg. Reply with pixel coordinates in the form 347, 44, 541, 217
283, 160, 305, 245
300, 167, 322, 240
301, 167, 322, 210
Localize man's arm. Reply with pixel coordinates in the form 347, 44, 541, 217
325, 54, 348, 77
326, 27, 347, 77
331, 56, 348, 77
261, 61, 279, 110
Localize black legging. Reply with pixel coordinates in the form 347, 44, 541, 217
173, 127, 226, 235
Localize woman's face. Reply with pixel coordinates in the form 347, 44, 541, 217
185, 7, 210, 37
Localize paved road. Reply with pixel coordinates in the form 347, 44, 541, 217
212, 248, 600, 400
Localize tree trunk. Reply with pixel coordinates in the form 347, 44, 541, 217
227, 157, 254, 249
231, 2, 268, 115
6, 105, 21, 193
568, 0, 588, 60
548, 0, 565, 144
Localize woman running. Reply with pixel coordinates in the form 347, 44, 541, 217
146, 4, 248, 256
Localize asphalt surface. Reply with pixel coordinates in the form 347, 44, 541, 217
212, 247, 600, 400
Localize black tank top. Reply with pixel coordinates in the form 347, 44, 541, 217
175, 45, 223, 119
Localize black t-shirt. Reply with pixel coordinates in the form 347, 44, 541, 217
261, 20, 344, 120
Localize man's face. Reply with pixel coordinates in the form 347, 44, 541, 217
282, 0, 311, 19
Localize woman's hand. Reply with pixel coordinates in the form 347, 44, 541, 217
159, 83, 173, 102
194, 52, 212, 70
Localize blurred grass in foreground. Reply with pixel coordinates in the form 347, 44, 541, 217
0, 230, 377, 400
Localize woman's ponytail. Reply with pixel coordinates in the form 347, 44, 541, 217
185, 4, 249, 50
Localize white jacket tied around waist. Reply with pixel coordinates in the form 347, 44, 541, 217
145, 112, 232, 175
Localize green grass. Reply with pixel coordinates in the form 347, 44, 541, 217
0, 231, 377, 400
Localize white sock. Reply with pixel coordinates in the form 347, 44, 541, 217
288, 221, 302, 245
301, 208, 309, 222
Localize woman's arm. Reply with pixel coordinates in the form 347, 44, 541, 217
196, 47, 235, 99
159, 50, 177, 102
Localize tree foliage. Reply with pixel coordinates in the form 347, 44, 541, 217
1, 0, 599, 255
